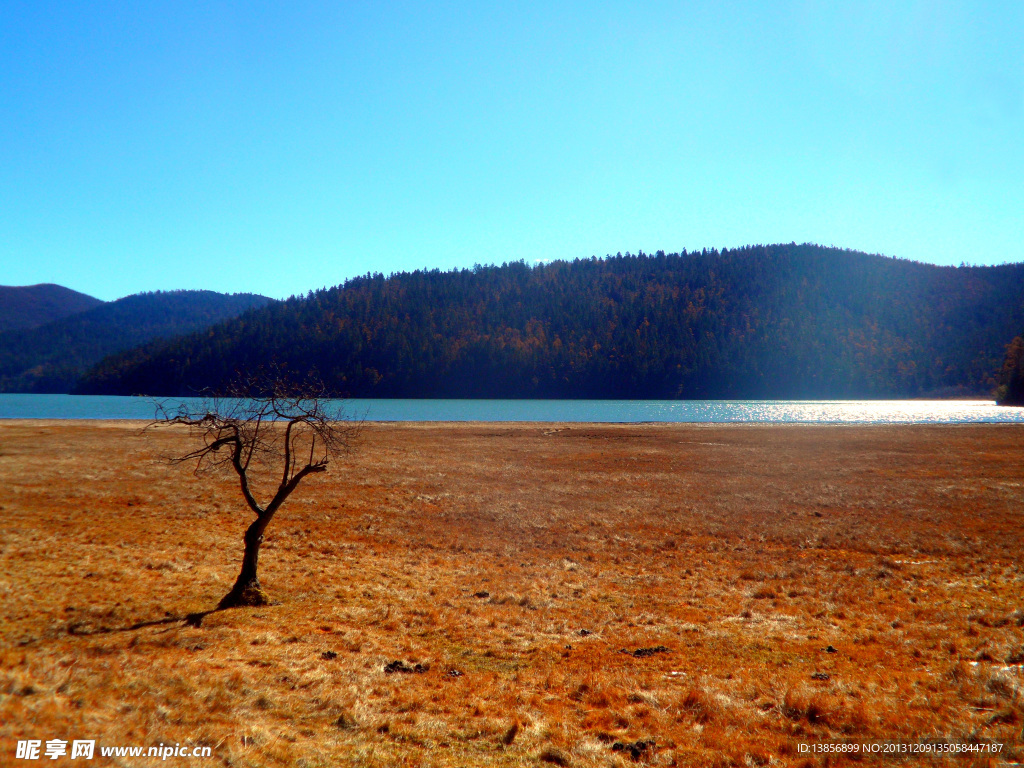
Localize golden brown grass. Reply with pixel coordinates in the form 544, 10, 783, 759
1, 420, 1022, 766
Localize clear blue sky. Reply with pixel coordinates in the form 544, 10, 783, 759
1, 1, 1021, 301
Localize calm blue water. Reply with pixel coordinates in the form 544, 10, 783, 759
0, 394, 1021, 424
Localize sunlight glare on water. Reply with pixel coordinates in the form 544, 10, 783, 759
345, 398, 1023, 423
647, 399, 1018, 424
1, 395, 1022, 423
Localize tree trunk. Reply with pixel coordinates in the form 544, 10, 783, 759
218, 516, 271, 608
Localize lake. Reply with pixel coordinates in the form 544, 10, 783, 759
0, 394, 1021, 424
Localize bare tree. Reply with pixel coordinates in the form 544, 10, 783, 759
151, 375, 357, 608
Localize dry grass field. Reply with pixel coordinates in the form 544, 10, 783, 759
1, 420, 1023, 767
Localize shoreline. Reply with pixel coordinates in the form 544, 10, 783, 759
2, 416, 1024, 429
3, 395, 1022, 427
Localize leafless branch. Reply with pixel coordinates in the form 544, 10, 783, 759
147, 370, 359, 517
145, 368, 361, 608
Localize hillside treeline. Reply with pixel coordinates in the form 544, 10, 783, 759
0, 291, 272, 393
77, 245, 1024, 399
996, 335, 1024, 405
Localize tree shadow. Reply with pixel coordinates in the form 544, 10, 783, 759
66, 609, 217, 637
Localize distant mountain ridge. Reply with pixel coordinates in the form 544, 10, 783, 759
0, 284, 104, 332
0, 290, 274, 393
76, 245, 1024, 399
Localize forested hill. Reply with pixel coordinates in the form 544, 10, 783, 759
0, 284, 103, 332
0, 290, 273, 393
77, 245, 1024, 399
996, 334, 1024, 406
